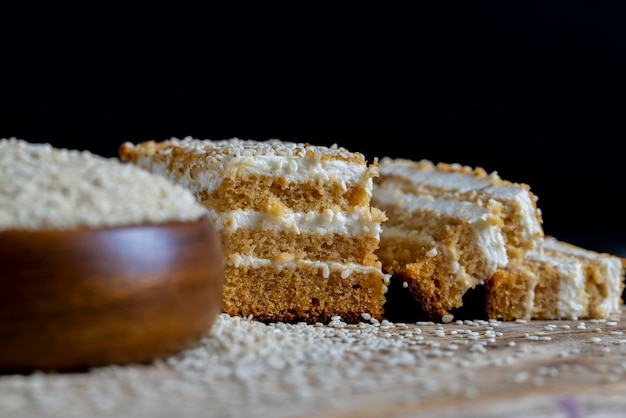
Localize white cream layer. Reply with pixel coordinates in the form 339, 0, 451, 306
227, 254, 389, 283
528, 251, 588, 319
378, 159, 543, 246
542, 237, 624, 316
208, 208, 381, 238
373, 186, 509, 276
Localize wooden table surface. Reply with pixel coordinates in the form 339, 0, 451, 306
2, 307, 626, 418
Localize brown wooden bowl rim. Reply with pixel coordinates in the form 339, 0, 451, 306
0, 213, 224, 373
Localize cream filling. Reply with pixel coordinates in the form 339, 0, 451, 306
207, 208, 382, 238
374, 186, 501, 223
227, 254, 388, 281
529, 251, 588, 319
542, 237, 624, 316
600, 258, 625, 315
373, 186, 509, 277
554, 261, 588, 319
378, 162, 543, 244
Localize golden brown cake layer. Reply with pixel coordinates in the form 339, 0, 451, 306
484, 260, 538, 321
221, 229, 382, 266
222, 263, 387, 323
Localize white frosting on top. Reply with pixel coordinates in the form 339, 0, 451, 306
543, 236, 610, 260
166, 136, 364, 160
130, 137, 374, 197
380, 160, 494, 193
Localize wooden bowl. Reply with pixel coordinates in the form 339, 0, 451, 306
0, 216, 224, 373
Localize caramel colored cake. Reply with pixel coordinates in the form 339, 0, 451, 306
375, 158, 544, 259
543, 237, 625, 319
372, 158, 544, 321
482, 259, 540, 322
119, 137, 390, 323
485, 237, 625, 321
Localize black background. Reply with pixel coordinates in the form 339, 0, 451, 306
1, 3, 624, 256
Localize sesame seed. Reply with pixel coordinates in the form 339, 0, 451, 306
0, 138, 207, 229
442, 314, 454, 323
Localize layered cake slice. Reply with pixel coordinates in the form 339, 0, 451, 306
484, 248, 588, 321
542, 237, 625, 319
373, 174, 509, 321
376, 158, 544, 258
372, 158, 544, 321
483, 237, 624, 321
119, 137, 390, 324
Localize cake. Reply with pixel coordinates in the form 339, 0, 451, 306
542, 236, 625, 319
484, 237, 625, 321
372, 157, 544, 321
480, 258, 540, 322
119, 137, 390, 324
373, 156, 624, 322
375, 158, 544, 258
484, 248, 588, 321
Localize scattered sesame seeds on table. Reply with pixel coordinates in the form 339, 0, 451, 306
1, 307, 626, 418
